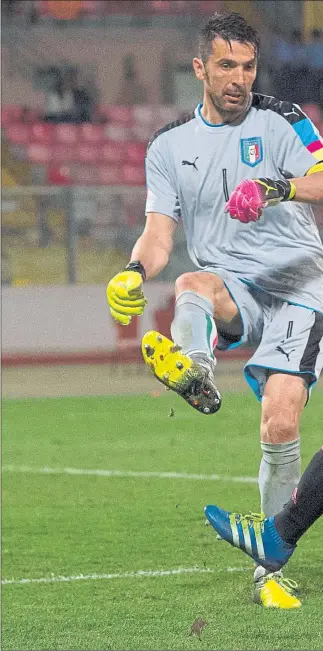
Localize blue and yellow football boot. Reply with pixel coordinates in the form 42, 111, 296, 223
142, 331, 221, 415
205, 505, 300, 609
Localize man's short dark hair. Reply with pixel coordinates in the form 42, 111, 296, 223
198, 12, 260, 63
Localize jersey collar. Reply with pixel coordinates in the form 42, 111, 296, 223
195, 95, 253, 132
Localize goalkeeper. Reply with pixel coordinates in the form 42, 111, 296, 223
107, 12, 323, 608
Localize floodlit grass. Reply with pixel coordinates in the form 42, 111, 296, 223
2, 391, 323, 650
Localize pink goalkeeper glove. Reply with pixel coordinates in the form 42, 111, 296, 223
225, 178, 296, 224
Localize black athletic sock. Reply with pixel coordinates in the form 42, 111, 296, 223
274, 447, 323, 545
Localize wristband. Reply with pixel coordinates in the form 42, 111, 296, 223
256, 178, 296, 203
274, 179, 296, 201
124, 260, 146, 282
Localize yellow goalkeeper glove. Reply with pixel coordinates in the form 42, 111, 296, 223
107, 261, 147, 326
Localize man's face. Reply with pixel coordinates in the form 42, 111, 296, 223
193, 38, 257, 117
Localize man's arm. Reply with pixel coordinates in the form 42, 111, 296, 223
226, 169, 323, 223
290, 170, 323, 205
106, 212, 176, 324
130, 212, 177, 279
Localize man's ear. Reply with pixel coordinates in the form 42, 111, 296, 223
193, 57, 206, 81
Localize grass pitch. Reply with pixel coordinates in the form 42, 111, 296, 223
2, 390, 323, 650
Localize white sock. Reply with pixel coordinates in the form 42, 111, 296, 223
259, 439, 301, 518
171, 291, 217, 361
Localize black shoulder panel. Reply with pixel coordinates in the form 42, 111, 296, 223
147, 110, 196, 150
251, 93, 306, 126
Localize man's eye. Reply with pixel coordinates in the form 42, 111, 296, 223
222, 62, 230, 69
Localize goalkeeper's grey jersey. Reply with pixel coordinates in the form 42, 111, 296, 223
145, 93, 323, 313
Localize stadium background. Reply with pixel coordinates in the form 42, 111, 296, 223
2, 2, 323, 650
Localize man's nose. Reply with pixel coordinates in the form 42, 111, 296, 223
232, 66, 245, 85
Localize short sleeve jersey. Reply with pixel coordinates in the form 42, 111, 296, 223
145, 93, 323, 313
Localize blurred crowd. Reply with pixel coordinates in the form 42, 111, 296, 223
43, 69, 95, 124
3, 1, 323, 109
269, 28, 323, 106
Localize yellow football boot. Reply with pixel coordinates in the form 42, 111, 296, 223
255, 573, 301, 609
142, 331, 221, 415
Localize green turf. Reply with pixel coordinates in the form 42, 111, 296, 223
2, 390, 323, 650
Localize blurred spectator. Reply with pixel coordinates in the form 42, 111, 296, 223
116, 54, 148, 105
44, 70, 93, 123
272, 30, 310, 103
305, 29, 323, 106
44, 76, 76, 123
69, 70, 94, 123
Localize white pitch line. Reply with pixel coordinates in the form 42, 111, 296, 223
2, 465, 257, 483
2, 565, 251, 586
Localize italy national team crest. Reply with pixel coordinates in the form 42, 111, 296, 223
240, 137, 263, 167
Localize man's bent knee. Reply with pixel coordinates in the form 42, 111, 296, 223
175, 272, 238, 323
175, 272, 224, 298
261, 412, 300, 444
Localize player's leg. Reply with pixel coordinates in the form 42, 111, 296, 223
256, 305, 323, 521
251, 373, 306, 607
244, 304, 323, 605
205, 445, 323, 571
171, 271, 241, 354
143, 271, 235, 413
258, 372, 305, 519
274, 445, 323, 545
245, 304, 323, 522
142, 270, 258, 414
203, 371, 308, 607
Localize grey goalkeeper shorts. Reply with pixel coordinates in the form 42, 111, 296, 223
203, 268, 323, 401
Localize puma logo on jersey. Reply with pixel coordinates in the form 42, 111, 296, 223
276, 345, 295, 362
283, 106, 300, 118
182, 156, 199, 170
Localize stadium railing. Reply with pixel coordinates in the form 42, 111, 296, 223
1, 184, 193, 287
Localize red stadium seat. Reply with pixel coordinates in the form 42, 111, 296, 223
100, 141, 125, 163
102, 106, 133, 126
199, 0, 221, 14
149, 1, 171, 14
126, 141, 147, 164
54, 124, 79, 144
122, 164, 146, 186
28, 143, 52, 163
36, 1, 52, 16
74, 143, 98, 163
1, 105, 24, 125
103, 124, 131, 141
150, 0, 190, 14
79, 123, 104, 143
47, 164, 72, 185
5, 123, 30, 145
98, 165, 124, 185
30, 122, 54, 144
52, 144, 75, 162
80, 0, 105, 15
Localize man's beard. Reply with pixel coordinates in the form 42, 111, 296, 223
209, 91, 249, 122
